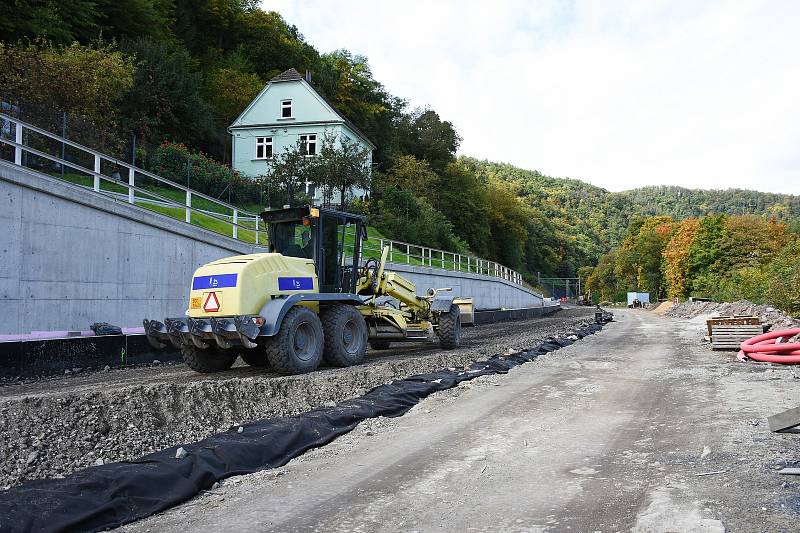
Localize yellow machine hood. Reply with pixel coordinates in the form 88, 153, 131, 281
187, 253, 317, 318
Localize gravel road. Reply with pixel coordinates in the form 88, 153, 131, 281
123, 308, 800, 532
0, 308, 594, 489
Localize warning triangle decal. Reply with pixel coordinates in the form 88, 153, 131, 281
203, 292, 220, 312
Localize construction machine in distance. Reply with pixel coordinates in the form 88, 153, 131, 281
144, 206, 474, 375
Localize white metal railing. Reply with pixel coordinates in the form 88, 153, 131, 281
1, 113, 535, 291
0, 113, 267, 246
344, 228, 535, 291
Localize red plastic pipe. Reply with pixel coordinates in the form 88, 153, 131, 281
737, 328, 800, 364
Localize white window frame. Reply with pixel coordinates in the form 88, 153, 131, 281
299, 133, 317, 156
280, 99, 292, 118
255, 136, 273, 159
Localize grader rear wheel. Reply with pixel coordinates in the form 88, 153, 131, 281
321, 304, 368, 367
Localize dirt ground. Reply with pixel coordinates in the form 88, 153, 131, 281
0, 308, 594, 489
122, 308, 800, 533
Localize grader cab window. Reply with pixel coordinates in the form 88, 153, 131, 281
319, 215, 347, 293
271, 221, 314, 259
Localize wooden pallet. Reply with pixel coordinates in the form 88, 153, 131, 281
706, 315, 761, 337
710, 325, 763, 350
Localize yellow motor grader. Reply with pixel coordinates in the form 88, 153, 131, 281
144, 206, 473, 375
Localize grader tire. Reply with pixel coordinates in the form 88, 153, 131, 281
369, 340, 392, 350
265, 306, 324, 375
437, 303, 462, 349
321, 304, 368, 367
181, 344, 237, 373
239, 349, 269, 367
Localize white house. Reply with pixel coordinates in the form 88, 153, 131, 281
229, 68, 375, 205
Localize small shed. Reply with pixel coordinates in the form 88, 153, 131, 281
627, 292, 651, 306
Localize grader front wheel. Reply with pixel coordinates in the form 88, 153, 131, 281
181, 345, 238, 373
437, 304, 462, 349
265, 306, 324, 375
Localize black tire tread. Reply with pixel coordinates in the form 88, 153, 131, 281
320, 304, 368, 367
438, 303, 461, 349
264, 306, 323, 375
239, 349, 268, 367
181, 344, 237, 373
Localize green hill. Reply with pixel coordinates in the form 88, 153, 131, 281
462, 157, 800, 274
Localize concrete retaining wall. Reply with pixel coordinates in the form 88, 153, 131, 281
387, 263, 545, 310
1, 161, 550, 335
0, 162, 260, 335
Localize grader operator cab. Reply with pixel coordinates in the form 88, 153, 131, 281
144, 206, 474, 375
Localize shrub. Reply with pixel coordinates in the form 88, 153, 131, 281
150, 142, 261, 205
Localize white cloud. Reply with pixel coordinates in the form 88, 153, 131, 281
263, 0, 800, 194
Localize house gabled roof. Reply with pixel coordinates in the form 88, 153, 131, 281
270, 68, 303, 82
230, 68, 376, 150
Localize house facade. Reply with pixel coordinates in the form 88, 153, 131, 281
229, 68, 375, 205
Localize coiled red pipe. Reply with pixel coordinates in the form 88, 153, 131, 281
737, 328, 800, 364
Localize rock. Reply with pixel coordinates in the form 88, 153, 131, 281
175, 447, 188, 459
323, 401, 336, 408
152, 360, 161, 365
64, 370, 72, 375
237, 426, 244, 433
93, 458, 105, 466
104, 365, 111, 372
26, 451, 38, 466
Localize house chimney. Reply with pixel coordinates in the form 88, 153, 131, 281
305, 70, 312, 82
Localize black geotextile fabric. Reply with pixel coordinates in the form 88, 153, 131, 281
0, 322, 605, 533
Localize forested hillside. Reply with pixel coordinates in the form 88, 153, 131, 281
465, 158, 800, 274
583, 214, 800, 315
2, 0, 798, 288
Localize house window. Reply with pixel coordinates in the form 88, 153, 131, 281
255, 137, 272, 159
299, 134, 317, 156
281, 100, 292, 118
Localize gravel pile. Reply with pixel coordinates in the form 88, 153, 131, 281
667, 299, 798, 330
0, 310, 596, 490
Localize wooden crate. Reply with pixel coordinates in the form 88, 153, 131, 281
710, 324, 763, 350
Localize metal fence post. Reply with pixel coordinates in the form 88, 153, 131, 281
13, 120, 22, 165
127, 167, 134, 204
389, 241, 393, 262
255, 217, 259, 244
406, 244, 410, 264
93, 154, 100, 192
232, 209, 238, 239
185, 191, 191, 223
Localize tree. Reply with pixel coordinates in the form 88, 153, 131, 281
663, 218, 700, 298
306, 133, 371, 206
0, 40, 135, 153
395, 109, 461, 173
0, 0, 100, 45
435, 161, 491, 257
265, 141, 310, 206
120, 37, 215, 153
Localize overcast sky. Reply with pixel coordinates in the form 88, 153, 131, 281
264, 0, 800, 194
